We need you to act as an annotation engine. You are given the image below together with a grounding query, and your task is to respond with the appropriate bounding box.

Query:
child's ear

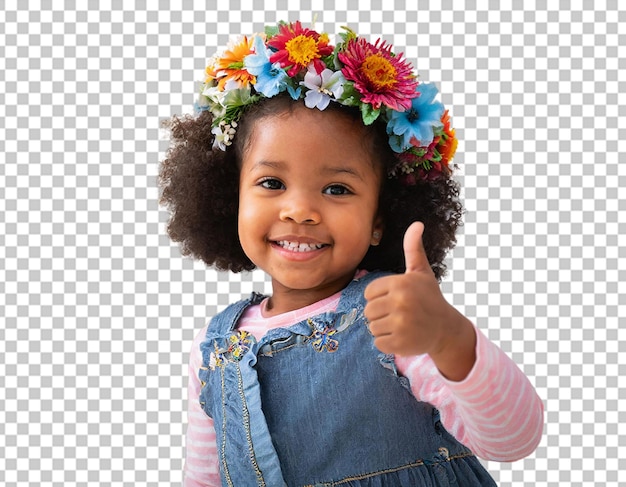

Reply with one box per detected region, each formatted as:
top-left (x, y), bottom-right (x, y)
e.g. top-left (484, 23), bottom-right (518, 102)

top-left (370, 217), bottom-right (384, 246)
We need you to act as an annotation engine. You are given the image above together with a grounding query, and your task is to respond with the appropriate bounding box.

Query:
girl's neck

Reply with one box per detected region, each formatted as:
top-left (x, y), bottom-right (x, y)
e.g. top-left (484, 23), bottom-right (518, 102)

top-left (265, 275), bottom-right (355, 317)
top-left (264, 290), bottom-right (337, 317)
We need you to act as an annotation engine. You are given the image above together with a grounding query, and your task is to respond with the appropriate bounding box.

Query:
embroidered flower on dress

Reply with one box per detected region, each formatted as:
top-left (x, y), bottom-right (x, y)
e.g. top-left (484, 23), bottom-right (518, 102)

top-left (227, 330), bottom-right (253, 361)
top-left (308, 320), bottom-right (339, 353)
top-left (207, 331), bottom-right (254, 370)
top-left (208, 350), bottom-right (225, 370)
top-left (208, 342), bottom-right (227, 370)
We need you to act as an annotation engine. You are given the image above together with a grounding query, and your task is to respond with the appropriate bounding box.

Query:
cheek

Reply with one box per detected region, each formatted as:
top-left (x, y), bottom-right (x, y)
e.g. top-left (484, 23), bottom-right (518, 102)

top-left (237, 199), bottom-right (254, 237)
top-left (236, 208), bottom-right (256, 260)
top-left (237, 180), bottom-right (254, 215)
top-left (237, 191), bottom-right (250, 238)
top-left (335, 207), bottom-right (379, 247)
top-left (237, 192), bottom-right (270, 246)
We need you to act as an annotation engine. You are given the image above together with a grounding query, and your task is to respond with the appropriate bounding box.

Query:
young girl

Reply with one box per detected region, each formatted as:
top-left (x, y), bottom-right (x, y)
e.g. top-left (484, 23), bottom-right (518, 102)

top-left (160, 21), bottom-right (544, 486)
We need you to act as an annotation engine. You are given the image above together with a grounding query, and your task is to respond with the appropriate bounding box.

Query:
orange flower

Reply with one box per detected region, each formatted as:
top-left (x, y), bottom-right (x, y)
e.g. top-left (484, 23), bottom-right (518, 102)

top-left (206, 36), bottom-right (256, 90)
top-left (438, 110), bottom-right (458, 163)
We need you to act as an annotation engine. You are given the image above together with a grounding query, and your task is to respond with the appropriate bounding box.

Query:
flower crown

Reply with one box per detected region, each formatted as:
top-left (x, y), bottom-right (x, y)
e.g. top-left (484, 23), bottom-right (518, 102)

top-left (195, 21), bottom-right (458, 183)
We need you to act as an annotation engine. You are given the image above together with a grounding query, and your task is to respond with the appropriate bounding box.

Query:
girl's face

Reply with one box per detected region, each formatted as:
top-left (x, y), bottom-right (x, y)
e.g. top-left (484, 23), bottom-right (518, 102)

top-left (238, 104), bottom-right (384, 315)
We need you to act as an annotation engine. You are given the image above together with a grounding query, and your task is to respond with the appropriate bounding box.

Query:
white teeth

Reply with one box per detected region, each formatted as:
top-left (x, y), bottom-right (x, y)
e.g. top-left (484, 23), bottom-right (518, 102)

top-left (276, 241), bottom-right (325, 252)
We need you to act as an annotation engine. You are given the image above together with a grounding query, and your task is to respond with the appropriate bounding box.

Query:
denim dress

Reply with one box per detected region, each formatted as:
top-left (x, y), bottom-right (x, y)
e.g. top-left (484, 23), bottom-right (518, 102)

top-left (198, 271), bottom-right (497, 486)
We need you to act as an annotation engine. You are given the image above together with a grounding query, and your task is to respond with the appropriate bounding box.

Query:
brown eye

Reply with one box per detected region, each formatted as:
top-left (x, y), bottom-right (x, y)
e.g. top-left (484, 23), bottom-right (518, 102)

top-left (259, 178), bottom-right (285, 190)
top-left (323, 185), bottom-right (351, 196)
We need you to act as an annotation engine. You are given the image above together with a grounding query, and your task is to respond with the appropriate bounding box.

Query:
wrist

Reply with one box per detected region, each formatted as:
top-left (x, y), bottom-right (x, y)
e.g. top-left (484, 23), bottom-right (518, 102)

top-left (429, 306), bottom-right (477, 382)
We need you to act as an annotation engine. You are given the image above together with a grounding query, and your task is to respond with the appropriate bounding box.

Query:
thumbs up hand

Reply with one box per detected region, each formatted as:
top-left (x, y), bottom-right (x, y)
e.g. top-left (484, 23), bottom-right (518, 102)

top-left (364, 222), bottom-right (476, 380)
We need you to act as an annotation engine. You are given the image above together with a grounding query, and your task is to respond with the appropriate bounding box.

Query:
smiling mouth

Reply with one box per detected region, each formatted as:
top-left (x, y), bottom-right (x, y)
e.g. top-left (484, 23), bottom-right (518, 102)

top-left (274, 240), bottom-right (327, 252)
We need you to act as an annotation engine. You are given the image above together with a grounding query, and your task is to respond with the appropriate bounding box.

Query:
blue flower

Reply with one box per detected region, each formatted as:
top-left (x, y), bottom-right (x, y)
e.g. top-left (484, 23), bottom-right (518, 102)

top-left (386, 83), bottom-right (444, 153)
top-left (244, 35), bottom-right (288, 98)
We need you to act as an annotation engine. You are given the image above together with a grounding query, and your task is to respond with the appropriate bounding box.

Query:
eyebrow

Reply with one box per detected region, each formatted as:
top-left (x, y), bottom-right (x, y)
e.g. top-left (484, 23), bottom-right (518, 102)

top-left (321, 166), bottom-right (364, 180)
top-left (248, 160), bottom-right (284, 172)
top-left (249, 160), bottom-right (364, 180)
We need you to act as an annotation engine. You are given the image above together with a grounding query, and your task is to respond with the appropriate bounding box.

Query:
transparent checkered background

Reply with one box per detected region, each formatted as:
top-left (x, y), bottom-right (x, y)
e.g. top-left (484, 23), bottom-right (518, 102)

top-left (1, 0), bottom-right (624, 485)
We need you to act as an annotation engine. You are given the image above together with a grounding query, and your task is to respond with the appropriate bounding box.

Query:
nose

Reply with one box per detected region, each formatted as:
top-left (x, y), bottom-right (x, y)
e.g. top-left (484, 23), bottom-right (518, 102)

top-left (279, 193), bottom-right (321, 224)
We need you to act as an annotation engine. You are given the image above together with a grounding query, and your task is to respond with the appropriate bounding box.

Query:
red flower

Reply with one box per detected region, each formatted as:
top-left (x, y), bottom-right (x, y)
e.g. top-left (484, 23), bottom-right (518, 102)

top-left (267, 21), bottom-right (333, 77)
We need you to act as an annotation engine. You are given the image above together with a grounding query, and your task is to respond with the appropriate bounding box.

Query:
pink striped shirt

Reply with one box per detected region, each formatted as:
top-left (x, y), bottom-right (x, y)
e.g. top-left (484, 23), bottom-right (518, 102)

top-left (183, 292), bottom-right (544, 486)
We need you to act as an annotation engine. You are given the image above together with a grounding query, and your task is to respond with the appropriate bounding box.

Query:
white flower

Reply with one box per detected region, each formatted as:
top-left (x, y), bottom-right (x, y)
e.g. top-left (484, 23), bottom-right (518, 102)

top-left (201, 85), bottom-right (226, 119)
top-left (202, 85), bottom-right (227, 106)
top-left (301, 66), bottom-right (346, 110)
top-left (212, 121), bottom-right (238, 151)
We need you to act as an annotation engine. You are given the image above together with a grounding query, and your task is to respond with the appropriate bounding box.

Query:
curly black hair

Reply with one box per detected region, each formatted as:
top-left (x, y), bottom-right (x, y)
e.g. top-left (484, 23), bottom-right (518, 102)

top-left (159, 94), bottom-right (463, 281)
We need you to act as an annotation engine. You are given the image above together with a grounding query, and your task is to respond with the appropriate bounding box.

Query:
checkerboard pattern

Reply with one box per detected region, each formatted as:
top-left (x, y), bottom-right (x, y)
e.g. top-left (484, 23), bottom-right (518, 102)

top-left (1, 0), bottom-right (624, 485)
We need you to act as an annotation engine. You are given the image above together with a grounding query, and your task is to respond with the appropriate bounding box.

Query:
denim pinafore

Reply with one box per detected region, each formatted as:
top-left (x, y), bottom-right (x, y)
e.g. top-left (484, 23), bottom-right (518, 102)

top-left (198, 271), bottom-right (497, 486)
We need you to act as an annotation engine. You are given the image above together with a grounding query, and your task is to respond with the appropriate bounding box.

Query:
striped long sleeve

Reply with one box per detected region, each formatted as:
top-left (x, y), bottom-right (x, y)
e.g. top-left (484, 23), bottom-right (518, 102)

top-left (394, 325), bottom-right (544, 461)
top-left (183, 327), bottom-right (221, 487)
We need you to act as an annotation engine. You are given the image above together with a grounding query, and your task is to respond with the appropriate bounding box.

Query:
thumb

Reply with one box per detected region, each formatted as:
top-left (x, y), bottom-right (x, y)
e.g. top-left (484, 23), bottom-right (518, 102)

top-left (403, 221), bottom-right (431, 274)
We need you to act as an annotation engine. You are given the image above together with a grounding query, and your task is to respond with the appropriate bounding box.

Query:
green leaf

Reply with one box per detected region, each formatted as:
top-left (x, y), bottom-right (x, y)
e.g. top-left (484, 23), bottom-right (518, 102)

top-left (265, 24), bottom-right (280, 38)
top-left (221, 89), bottom-right (261, 123)
top-left (338, 25), bottom-right (358, 46)
top-left (337, 83), bottom-right (360, 106)
top-left (320, 54), bottom-right (335, 69)
top-left (224, 88), bottom-right (260, 107)
top-left (360, 103), bottom-right (381, 125)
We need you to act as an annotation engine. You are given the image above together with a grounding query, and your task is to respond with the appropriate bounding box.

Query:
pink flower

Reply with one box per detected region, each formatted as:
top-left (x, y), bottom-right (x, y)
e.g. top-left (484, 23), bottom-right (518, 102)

top-left (339, 37), bottom-right (419, 111)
